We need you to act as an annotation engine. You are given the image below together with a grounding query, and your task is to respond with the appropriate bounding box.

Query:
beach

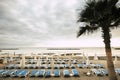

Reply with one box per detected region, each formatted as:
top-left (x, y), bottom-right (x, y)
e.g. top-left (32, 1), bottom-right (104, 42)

top-left (0, 58), bottom-right (120, 80)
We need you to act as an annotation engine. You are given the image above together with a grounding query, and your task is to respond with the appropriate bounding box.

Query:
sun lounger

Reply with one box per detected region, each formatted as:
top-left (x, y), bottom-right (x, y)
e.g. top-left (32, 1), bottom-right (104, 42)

top-left (65, 64), bottom-right (69, 68)
top-left (63, 70), bottom-right (70, 77)
top-left (54, 64), bottom-right (59, 69)
top-left (82, 61), bottom-right (86, 64)
top-left (77, 64), bottom-right (83, 68)
top-left (18, 70), bottom-right (29, 77)
top-left (30, 70), bottom-right (39, 77)
top-left (12, 69), bottom-right (23, 77)
top-left (54, 69), bottom-right (60, 77)
top-left (71, 64), bottom-right (75, 68)
top-left (83, 64), bottom-right (89, 68)
top-left (47, 64), bottom-right (52, 69)
top-left (45, 70), bottom-right (51, 78)
top-left (0, 70), bottom-right (7, 77)
top-left (3, 70), bottom-right (16, 77)
top-left (72, 69), bottom-right (79, 77)
top-left (115, 68), bottom-right (120, 76)
top-left (96, 64), bottom-right (104, 68)
top-left (40, 64), bottom-right (47, 69)
top-left (38, 69), bottom-right (45, 77)
top-left (90, 64), bottom-right (97, 68)
top-left (72, 60), bottom-right (77, 64)
top-left (59, 64), bottom-right (64, 69)
top-left (91, 69), bottom-right (103, 76)
top-left (99, 69), bottom-right (108, 76)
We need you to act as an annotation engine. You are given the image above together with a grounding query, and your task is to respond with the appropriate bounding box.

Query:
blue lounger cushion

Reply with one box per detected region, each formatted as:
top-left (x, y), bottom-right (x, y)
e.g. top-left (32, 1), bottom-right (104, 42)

top-left (38, 70), bottom-right (45, 77)
top-left (45, 70), bottom-right (51, 78)
top-left (19, 70), bottom-right (29, 77)
top-left (72, 69), bottom-right (79, 76)
top-left (63, 70), bottom-right (70, 77)
top-left (54, 69), bottom-right (60, 77)
top-left (30, 70), bottom-right (39, 77)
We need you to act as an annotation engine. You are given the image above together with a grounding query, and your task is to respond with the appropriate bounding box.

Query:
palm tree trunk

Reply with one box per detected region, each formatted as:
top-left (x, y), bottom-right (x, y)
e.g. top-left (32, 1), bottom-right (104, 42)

top-left (102, 26), bottom-right (117, 80)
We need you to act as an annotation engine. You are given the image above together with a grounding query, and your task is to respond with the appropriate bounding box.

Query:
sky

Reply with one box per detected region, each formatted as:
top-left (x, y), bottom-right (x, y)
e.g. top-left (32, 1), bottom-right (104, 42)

top-left (0, 0), bottom-right (120, 48)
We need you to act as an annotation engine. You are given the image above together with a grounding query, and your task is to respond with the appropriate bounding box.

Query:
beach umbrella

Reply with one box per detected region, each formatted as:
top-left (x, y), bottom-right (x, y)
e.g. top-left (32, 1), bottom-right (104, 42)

top-left (52, 55), bottom-right (54, 67)
top-left (94, 53), bottom-right (98, 60)
top-left (34, 54), bottom-right (37, 60)
top-left (3, 57), bottom-right (7, 64)
top-left (37, 56), bottom-right (40, 66)
top-left (10, 56), bottom-right (13, 62)
top-left (86, 54), bottom-right (90, 65)
top-left (21, 54), bottom-right (25, 68)
top-left (82, 53), bottom-right (86, 61)
top-left (114, 55), bottom-right (117, 64)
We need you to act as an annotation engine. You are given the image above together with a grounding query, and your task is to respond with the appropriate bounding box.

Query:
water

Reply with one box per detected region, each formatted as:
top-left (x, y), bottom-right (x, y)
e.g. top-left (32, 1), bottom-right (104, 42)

top-left (1, 47), bottom-right (120, 56)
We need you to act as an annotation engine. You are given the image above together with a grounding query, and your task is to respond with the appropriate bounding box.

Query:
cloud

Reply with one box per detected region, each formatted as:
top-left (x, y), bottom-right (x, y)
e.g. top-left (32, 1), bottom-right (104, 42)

top-left (0, 0), bottom-right (119, 48)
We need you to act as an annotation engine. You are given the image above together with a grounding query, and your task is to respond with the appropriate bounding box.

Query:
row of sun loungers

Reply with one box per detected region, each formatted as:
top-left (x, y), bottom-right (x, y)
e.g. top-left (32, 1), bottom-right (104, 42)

top-left (0, 69), bottom-right (79, 78)
top-left (4, 63), bottom-right (104, 69)
top-left (91, 69), bottom-right (109, 76)
top-left (77, 64), bottom-right (104, 68)
top-left (0, 69), bottom-right (29, 77)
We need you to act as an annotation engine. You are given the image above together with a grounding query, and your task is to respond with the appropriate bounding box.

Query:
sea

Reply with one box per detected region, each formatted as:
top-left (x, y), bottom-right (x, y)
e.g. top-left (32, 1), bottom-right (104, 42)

top-left (0, 47), bottom-right (120, 56)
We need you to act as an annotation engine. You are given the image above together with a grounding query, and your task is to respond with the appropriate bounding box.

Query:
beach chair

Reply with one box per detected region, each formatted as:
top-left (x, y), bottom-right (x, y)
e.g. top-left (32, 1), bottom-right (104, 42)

top-left (61, 61), bottom-right (65, 64)
top-left (18, 70), bottom-right (29, 77)
top-left (65, 64), bottom-right (69, 68)
top-left (0, 70), bottom-right (6, 77)
top-left (96, 64), bottom-right (104, 68)
top-left (38, 69), bottom-right (45, 77)
top-left (115, 68), bottom-right (120, 76)
top-left (99, 69), bottom-right (108, 76)
top-left (77, 64), bottom-right (83, 68)
top-left (3, 70), bottom-right (16, 77)
top-left (47, 64), bottom-right (52, 69)
top-left (92, 69), bottom-right (103, 76)
top-left (54, 69), bottom-right (60, 77)
top-left (30, 70), bottom-right (39, 77)
top-left (82, 61), bottom-right (86, 64)
top-left (40, 64), bottom-right (47, 69)
top-left (59, 64), bottom-right (64, 69)
top-left (72, 60), bottom-right (77, 64)
top-left (44, 70), bottom-right (51, 78)
top-left (54, 64), bottom-right (59, 69)
top-left (71, 64), bottom-right (75, 68)
top-left (83, 64), bottom-right (89, 68)
top-left (63, 70), bottom-right (70, 77)
top-left (12, 69), bottom-right (23, 77)
top-left (72, 69), bottom-right (79, 77)
top-left (90, 64), bottom-right (97, 68)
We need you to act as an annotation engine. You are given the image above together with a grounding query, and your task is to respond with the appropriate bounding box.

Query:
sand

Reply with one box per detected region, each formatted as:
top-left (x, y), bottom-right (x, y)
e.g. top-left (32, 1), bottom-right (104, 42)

top-left (0, 60), bottom-right (120, 80)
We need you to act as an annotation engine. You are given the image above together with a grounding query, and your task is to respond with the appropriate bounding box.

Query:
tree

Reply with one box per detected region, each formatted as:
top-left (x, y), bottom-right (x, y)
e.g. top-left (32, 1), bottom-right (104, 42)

top-left (77, 0), bottom-right (120, 80)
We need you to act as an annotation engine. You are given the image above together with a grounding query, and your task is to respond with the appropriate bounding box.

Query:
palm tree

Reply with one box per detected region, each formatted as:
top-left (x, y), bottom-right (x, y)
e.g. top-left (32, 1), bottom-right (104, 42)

top-left (77, 0), bottom-right (120, 80)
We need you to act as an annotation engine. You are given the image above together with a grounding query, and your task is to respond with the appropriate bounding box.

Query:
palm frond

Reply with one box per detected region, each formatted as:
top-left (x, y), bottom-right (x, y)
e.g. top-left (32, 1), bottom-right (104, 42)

top-left (77, 25), bottom-right (99, 37)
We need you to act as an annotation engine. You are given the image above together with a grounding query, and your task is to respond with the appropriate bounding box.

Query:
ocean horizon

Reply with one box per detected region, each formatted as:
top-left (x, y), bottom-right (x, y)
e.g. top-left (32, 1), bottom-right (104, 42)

top-left (0, 47), bottom-right (120, 56)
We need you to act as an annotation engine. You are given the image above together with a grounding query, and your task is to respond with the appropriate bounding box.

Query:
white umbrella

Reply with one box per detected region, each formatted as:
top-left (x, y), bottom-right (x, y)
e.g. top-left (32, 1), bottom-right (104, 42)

top-left (3, 57), bottom-right (7, 64)
top-left (94, 53), bottom-right (98, 60)
top-left (86, 54), bottom-right (90, 65)
top-left (10, 56), bottom-right (13, 62)
top-left (21, 54), bottom-right (25, 68)
top-left (114, 55), bottom-right (117, 64)
top-left (37, 57), bottom-right (40, 66)
top-left (82, 53), bottom-right (86, 61)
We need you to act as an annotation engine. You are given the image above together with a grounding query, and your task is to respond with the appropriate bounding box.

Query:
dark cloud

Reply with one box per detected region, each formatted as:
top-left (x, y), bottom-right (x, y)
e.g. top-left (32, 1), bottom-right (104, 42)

top-left (0, 0), bottom-right (119, 48)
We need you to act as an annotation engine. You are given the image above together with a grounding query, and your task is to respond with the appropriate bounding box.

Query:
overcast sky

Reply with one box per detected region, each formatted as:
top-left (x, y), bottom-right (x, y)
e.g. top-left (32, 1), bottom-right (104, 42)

top-left (0, 0), bottom-right (120, 48)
